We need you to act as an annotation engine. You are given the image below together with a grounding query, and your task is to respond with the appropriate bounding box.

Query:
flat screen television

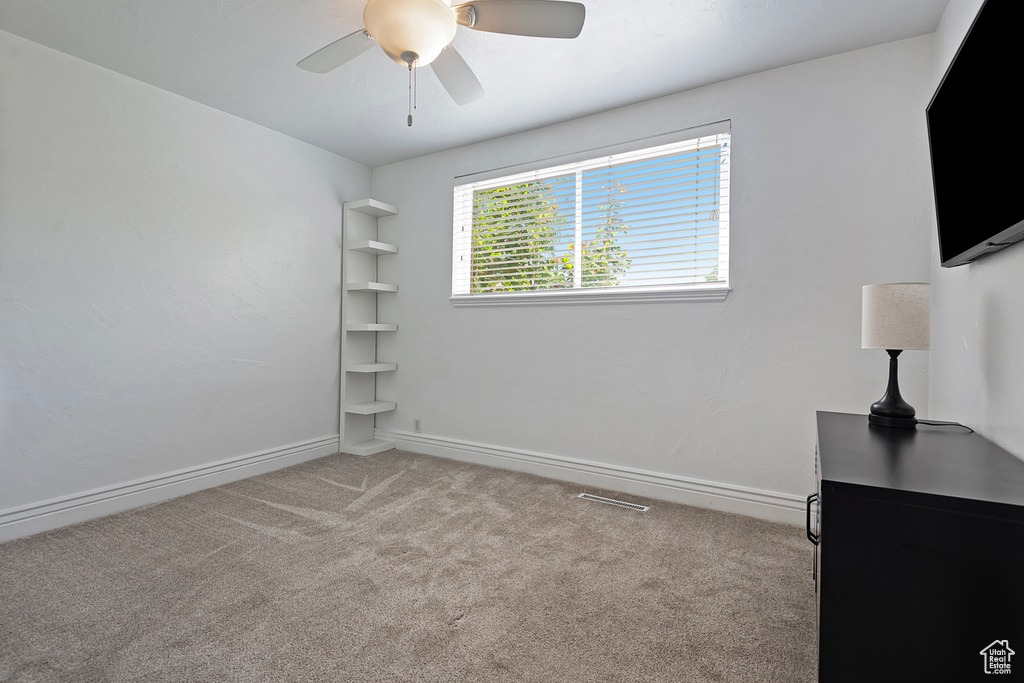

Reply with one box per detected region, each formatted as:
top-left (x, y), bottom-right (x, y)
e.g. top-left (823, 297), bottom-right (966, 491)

top-left (926, 0), bottom-right (1024, 267)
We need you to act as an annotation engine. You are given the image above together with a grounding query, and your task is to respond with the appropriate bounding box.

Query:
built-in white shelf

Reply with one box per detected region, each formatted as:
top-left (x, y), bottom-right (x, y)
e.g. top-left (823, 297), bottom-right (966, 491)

top-left (346, 400), bottom-right (397, 415)
top-left (347, 198), bottom-right (398, 218)
top-left (346, 362), bottom-right (398, 373)
top-left (341, 197), bottom-right (399, 458)
top-left (344, 438), bottom-right (397, 456)
top-left (347, 323), bottom-right (397, 332)
top-left (348, 240), bottom-right (399, 256)
top-left (347, 282), bottom-right (398, 293)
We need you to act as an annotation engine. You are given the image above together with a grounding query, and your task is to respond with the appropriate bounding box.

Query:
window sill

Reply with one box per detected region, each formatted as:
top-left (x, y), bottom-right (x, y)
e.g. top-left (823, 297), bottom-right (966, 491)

top-left (449, 284), bottom-right (731, 307)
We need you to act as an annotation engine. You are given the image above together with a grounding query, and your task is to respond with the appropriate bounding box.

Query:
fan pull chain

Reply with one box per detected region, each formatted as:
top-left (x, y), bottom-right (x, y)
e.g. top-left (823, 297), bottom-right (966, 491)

top-left (406, 55), bottom-right (419, 127)
top-left (401, 51), bottom-right (420, 127)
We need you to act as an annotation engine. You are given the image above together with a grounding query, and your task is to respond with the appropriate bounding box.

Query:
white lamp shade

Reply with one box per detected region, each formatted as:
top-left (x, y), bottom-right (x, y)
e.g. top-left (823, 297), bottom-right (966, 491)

top-left (862, 283), bottom-right (930, 350)
top-left (364, 0), bottom-right (458, 66)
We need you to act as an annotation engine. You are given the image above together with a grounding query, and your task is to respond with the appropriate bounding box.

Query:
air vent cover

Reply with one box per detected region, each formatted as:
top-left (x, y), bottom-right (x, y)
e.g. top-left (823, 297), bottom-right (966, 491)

top-left (577, 493), bottom-right (649, 512)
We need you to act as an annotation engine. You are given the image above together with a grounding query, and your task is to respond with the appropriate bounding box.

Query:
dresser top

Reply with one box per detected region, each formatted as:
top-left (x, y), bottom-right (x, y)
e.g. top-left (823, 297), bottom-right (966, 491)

top-left (817, 411), bottom-right (1024, 509)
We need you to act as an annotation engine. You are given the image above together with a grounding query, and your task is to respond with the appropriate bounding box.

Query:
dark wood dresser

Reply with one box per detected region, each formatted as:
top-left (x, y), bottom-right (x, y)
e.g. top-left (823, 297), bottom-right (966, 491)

top-left (811, 411), bottom-right (1024, 681)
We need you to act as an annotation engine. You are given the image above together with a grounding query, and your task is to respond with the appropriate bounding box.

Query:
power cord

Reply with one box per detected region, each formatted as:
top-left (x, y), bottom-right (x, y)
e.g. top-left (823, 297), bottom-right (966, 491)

top-left (916, 419), bottom-right (974, 433)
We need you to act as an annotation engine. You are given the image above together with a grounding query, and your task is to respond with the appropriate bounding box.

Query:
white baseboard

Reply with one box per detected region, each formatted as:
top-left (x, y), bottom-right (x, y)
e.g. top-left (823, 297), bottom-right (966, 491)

top-left (0, 436), bottom-right (340, 543)
top-left (376, 429), bottom-right (805, 526)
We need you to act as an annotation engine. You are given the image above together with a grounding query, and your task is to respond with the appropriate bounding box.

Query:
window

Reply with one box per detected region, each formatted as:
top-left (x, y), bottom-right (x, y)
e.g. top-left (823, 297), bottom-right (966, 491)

top-left (452, 128), bottom-right (730, 305)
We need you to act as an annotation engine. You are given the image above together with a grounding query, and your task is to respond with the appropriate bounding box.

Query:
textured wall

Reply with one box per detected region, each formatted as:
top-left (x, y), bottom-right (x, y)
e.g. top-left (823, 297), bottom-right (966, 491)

top-left (927, 0), bottom-right (1024, 457)
top-left (0, 31), bottom-right (371, 511)
top-left (371, 37), bottom-right (935, 500)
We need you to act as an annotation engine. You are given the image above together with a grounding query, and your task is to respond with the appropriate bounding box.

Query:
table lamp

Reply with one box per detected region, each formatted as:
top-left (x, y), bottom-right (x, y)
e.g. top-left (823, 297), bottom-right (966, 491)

top-left (862, 283), bottom-right (930, 429)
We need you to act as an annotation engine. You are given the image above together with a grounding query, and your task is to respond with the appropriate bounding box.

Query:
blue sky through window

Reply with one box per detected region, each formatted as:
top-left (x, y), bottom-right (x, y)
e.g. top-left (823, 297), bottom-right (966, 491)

top-left (580, 145), bottom-right (724, 286)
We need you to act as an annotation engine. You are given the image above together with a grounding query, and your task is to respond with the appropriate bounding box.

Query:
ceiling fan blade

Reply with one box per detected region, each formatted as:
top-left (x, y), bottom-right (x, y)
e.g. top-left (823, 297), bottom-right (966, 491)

top-left (297, 29), bottom-right (376, 74)
top-left (430, 46), bottom-right (485, 105)
top-left (455, 0), bottom-right (585, 39)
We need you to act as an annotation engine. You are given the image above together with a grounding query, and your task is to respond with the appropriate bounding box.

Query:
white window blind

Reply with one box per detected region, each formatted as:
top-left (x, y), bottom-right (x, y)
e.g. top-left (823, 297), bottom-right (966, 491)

top-left (452, 131), bottom-right (730, 304)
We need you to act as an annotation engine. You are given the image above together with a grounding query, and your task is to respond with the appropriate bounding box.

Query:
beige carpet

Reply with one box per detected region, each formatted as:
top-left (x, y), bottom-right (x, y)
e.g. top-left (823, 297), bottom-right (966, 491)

top-left (0, 450), bottom-right (816, 682)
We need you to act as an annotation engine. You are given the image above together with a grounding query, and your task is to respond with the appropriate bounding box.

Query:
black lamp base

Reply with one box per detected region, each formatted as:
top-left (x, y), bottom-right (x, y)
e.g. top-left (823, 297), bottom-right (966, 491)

top-left (869, 349), bottom-right (918, 430)
top-left (868, 413), bottom-right (918, 429)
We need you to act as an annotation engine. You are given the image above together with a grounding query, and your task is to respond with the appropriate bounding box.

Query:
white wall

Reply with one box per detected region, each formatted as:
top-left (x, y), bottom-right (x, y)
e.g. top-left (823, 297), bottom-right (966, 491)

top-left (927, 0), bottom-right (1024, 458)
top-left (371, 37), bottom-right (935, 520)
top-left (0, 30), bottom-right (371, 537)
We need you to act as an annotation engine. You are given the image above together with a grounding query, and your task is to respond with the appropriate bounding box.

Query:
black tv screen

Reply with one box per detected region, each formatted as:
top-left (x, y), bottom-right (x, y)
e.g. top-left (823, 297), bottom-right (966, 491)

top-left (927, 0), bottom-right (1024, 267)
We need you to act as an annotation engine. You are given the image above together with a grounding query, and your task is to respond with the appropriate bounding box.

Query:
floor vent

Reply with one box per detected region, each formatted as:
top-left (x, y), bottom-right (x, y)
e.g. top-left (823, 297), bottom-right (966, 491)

top-left (577, 493), bottom-right (649, 512)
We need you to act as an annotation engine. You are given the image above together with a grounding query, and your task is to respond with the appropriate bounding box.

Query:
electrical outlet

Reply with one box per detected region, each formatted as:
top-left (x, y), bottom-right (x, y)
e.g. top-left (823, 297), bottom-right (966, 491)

top-left (413, 418), bottom-right (422, 433)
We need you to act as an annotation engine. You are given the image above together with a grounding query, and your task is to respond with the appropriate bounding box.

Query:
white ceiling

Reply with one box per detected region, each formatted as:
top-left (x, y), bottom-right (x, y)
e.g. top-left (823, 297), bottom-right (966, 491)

top-left (0, 0), bottom-right (947, 167)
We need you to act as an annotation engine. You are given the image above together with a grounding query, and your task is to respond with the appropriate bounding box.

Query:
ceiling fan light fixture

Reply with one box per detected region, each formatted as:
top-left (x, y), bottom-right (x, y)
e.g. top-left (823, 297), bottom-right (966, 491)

top-left (363, 0), bottom-right (458, 66)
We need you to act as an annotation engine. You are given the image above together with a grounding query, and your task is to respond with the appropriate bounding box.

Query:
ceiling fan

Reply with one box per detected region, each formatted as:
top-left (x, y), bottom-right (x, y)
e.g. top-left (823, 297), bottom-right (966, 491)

top-left (298, 0), bottom-right (586, 123)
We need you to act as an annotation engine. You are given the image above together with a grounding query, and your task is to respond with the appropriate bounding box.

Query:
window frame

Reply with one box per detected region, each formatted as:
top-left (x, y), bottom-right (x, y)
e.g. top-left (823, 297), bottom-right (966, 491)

top-left (450, 123), bottom-right (732, 307)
